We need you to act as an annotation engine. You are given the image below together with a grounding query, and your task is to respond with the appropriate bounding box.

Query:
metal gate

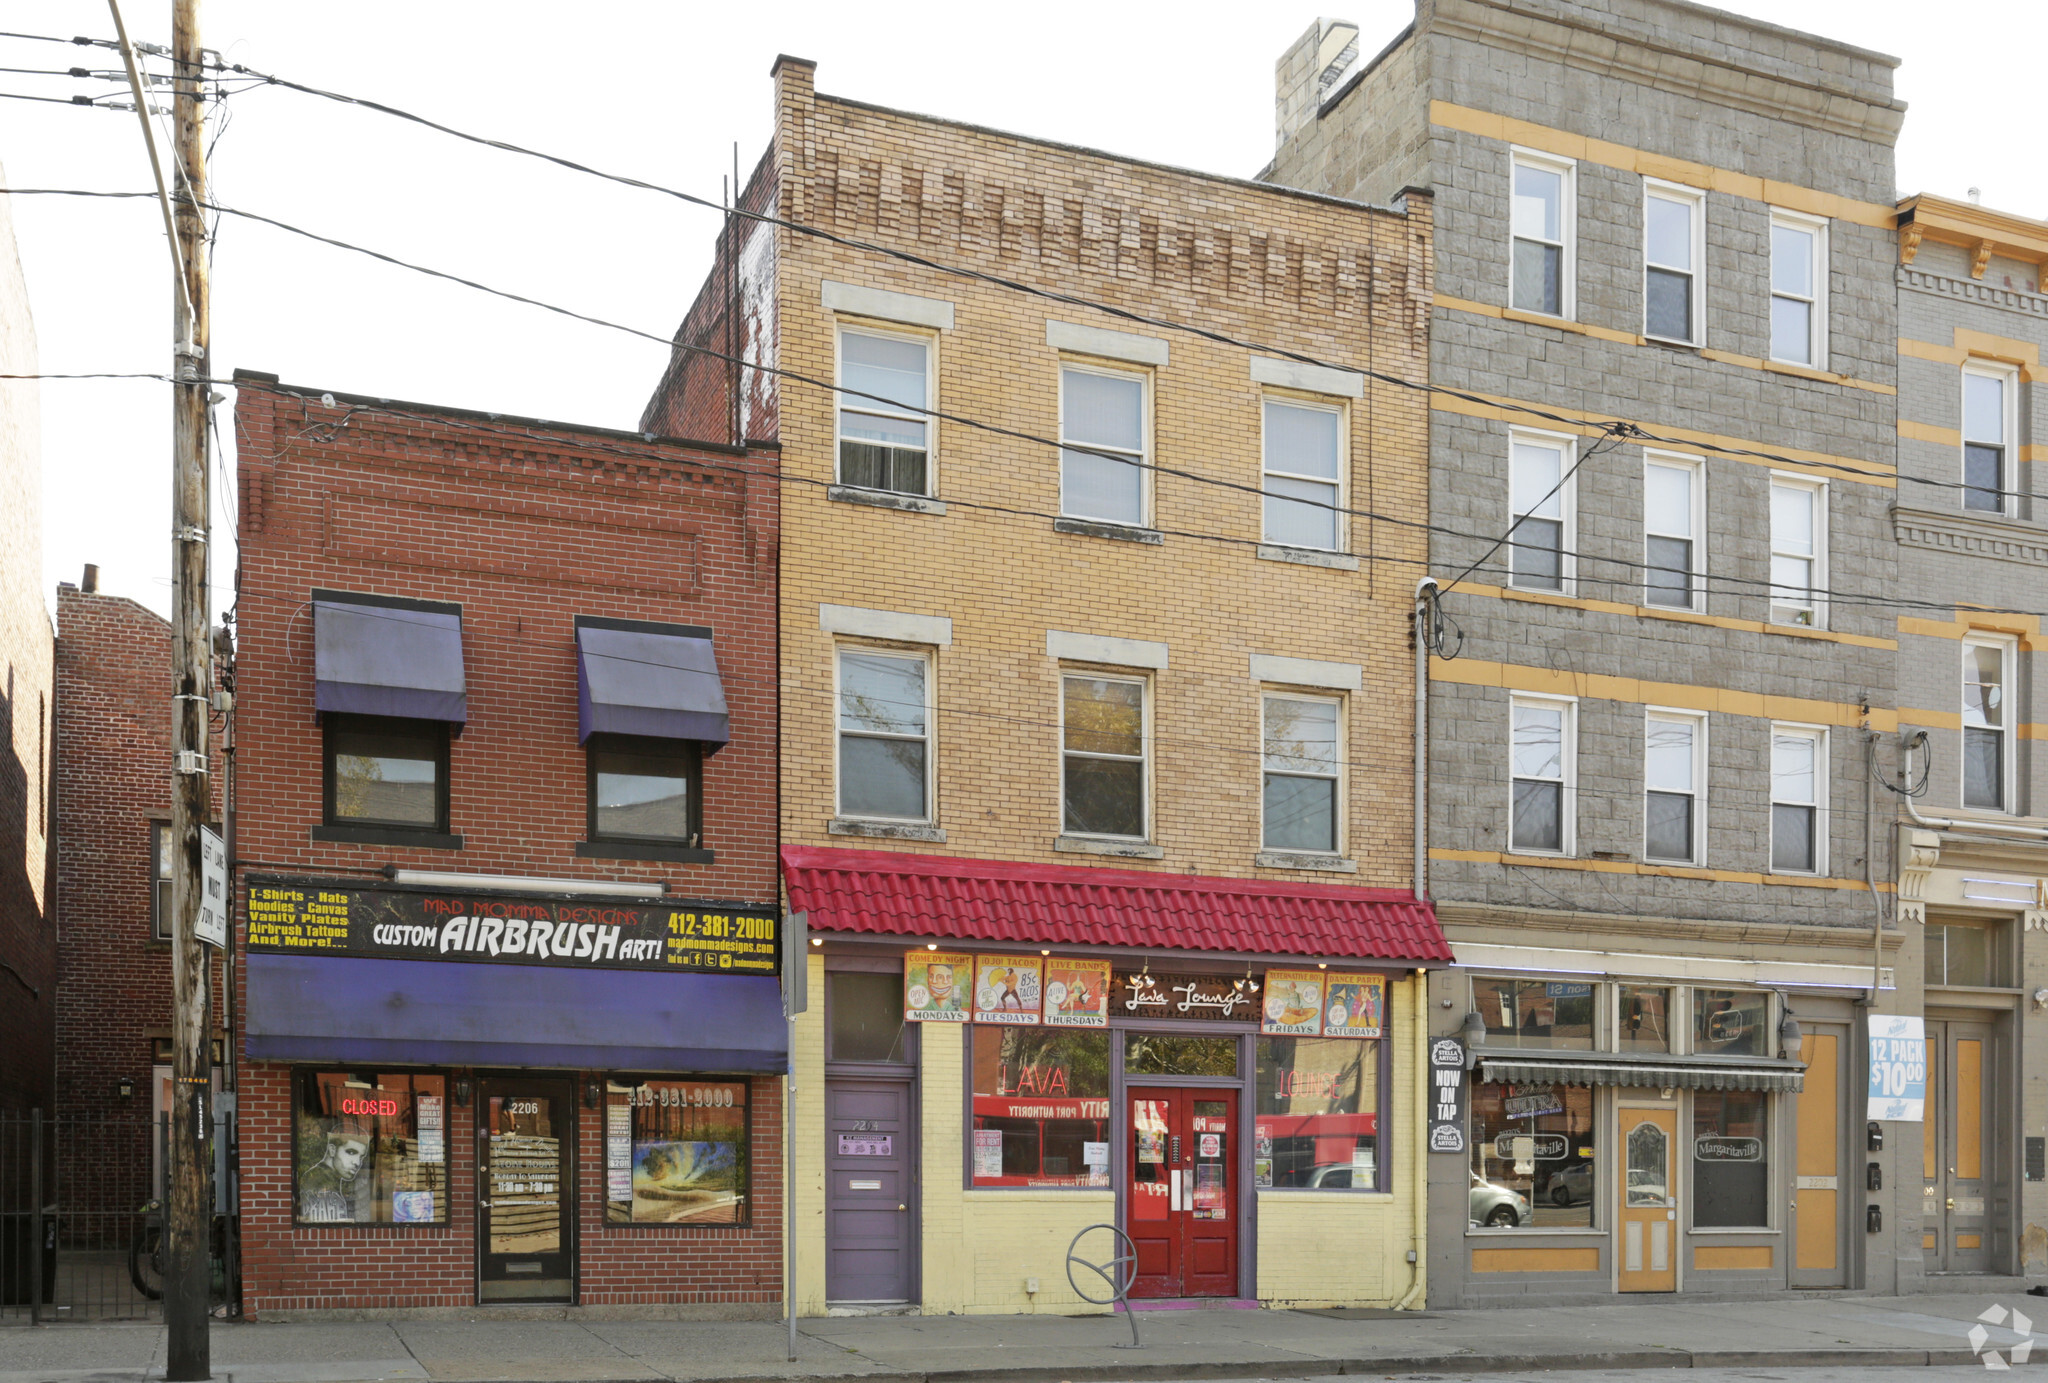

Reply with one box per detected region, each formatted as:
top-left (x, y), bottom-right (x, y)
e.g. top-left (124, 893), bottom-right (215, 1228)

top-left (0, 1110), bottom-right (237, 1323)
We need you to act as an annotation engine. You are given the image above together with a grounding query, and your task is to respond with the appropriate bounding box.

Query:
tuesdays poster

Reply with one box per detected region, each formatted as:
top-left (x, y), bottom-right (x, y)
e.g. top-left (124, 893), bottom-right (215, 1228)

top-left (973, 956), bottom-right (1043, 1024)
top-left (904, 951), bottom-right (974, 1021)
top-left (1262, 969), bottom-right (1326, 1036)
top-left (1043, 957), bottom-right (1111, 1027)
top-left (1323, 973), bottom-right (1385, 1038)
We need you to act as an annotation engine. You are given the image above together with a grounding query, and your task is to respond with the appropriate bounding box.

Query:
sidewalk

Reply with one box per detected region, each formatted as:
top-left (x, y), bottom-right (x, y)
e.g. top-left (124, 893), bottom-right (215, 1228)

top-left (5, 1293), bottom-right (2047, 1383)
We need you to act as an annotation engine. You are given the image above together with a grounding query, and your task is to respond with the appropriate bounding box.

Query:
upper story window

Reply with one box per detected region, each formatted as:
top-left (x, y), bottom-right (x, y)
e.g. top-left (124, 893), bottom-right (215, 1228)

top-left (1061, 674), bottom-right (1147, 840)
top-left (1262, 399), bottom-right (1344, 552)
top-left (1059, 366), bottom-right (1148, 527)
top-left (1769, 725), bottom-right (1825, 874)
top-left (1510, 695), bottom-right (1573, 855)
top-left (1509, 432), bottom-right (1572, 593)
top-left (838, 328), bottom-right (931, 497)
top-left (1768, 477), bottom-right (1826, 629)
top-left (1963, 637), bottom-right (2014, 812)
top-left (1262, 693), bottom-right (1341, 854)
top-left (588, 738), bottom-right (700, 846)
top-left (1643, 455), bottom-right (1703, 610)
top-left (1769, 210), bottom-right (1826, 366)
top-left (1511, 151), bottom-right (1572, 317)
top-left (836, 648), bottom-right (932, 823)
top-left (1962, 365), bottom-right (2015, 515)
top-left (151, 822), bottom-right (173, 941)
top-left (324, 715), bottom-right (449, 833)
top-left (1472, 976), bottom-right (1594, 1050)
top-left (1644, 710), bottom-right (1705, 865)
top-left (1644, 182), bottom-right (1703, 345)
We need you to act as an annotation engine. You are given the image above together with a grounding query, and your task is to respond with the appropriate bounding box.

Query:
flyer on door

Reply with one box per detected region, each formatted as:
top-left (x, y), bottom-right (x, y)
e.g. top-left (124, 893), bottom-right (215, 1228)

top-left (904, 951), bottom-right (974, 1021)
top-left (1323, 973), bottom-right (1385, 1038)
top-left (1043, 957), bottom-right (1111, 1027)
top-left (1262, 969), bottom-right (1326, 1036)
top-left (973, 956), bottom-right (1043, 1024)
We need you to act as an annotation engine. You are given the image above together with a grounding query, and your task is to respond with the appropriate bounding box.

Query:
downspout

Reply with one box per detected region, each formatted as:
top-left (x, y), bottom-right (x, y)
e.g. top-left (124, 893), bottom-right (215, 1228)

top-left (1865, 730), bottom-right (1883, 999)
top-left (1900, 730), bottom-right (2048, 839)
top-left (1397, 970), bottom-right (1428, 1310)
top-left (1413, 579), bottom-right (1437, 903)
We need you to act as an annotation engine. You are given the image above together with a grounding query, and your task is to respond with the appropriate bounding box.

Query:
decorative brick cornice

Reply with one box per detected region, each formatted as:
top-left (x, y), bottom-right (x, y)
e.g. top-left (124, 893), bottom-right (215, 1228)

top-left (1898, 268), bottom-right (2048, 319)
top-left (1891, 504), bottom-right (2048, 568)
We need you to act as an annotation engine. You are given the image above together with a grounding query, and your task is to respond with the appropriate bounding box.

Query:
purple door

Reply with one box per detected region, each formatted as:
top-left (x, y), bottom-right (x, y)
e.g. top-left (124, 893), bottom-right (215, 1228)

top-left (826, 1079), bottom-right (915, 1303)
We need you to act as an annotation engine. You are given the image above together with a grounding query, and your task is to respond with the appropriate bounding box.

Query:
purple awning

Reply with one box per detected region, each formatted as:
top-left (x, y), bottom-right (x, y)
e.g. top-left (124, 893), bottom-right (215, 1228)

top-left (313, 591), bottom-right (467, 724)
top-left (243, 953), bottom-right (787, 1072)
top-left (575, 616), bottom-right (730, 750)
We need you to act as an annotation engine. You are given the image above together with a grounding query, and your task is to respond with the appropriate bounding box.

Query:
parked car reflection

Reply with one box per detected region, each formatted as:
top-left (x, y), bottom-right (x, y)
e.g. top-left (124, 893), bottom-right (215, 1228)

top-left (1469, 1171), bottom-right (1531, 1227)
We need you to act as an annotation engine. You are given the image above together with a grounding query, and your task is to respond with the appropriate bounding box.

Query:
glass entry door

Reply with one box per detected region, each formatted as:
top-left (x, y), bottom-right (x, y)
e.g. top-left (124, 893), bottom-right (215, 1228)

top-left (1125, 1087), bottom-right (1238, 1298)
top-left (1616, 1106), bottom-right (1677, 1292)
top-left (479, 1079), bottom-right (574, 1302)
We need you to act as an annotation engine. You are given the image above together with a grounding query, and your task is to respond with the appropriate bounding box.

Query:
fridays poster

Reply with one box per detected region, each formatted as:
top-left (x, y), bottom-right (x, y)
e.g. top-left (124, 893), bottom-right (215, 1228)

top-left (904, 951), bottom-right (973, 1021)
top-left (1261, 969), bottom-right (1326, 1036)
top-left (973, 956), bottom-right (1043, 1024)
top-left (1323, 973), bottom-right (1385, 1038)
top-left (1042, 957), bottom-right (1111, 1027)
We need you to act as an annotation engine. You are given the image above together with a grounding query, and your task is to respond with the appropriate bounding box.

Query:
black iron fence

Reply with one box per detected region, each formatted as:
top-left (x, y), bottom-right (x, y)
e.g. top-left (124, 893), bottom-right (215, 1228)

top-left (0, 1110), bottom-right (237, 1323)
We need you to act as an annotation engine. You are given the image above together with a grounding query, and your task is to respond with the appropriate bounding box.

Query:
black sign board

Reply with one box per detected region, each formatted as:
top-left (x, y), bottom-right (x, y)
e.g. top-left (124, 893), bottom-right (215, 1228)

top-left (244, 875), bottom-right (778, 976)
top-left (1109, 970), bottom-right (1261, 1023)
top-left (1428, 1037), bottom-right (1467, 1153)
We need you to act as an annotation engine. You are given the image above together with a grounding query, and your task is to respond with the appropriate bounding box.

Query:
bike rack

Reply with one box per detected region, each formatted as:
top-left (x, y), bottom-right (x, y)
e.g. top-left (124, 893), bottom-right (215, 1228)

top-left (1065, 1222), bottom-right (1141, 1348)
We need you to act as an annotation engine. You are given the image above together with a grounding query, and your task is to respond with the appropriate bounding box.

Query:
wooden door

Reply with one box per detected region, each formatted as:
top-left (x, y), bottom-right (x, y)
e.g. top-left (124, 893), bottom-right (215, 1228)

top-left (1925, 1021), bottom-right (1994, 1273)
top-left (1125, 1087), bottom-right (1239, 1299)
top-left (825, 1079), bottom-right (917, 1302)
top-left (478, 1079), bottom-right (574, 1302)
top-left (1792, 1028), bottom-right (1847, 1285)
top-left (1617, 1107), bottom-right (1677, 1292)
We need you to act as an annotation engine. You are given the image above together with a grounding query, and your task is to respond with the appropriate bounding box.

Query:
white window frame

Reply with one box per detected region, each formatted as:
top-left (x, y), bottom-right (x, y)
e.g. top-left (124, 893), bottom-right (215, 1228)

top-left (1767, 474), bottom-right (1828, 630)
top-left (1058, 670), bottom-right (1151, 842)
top-left (1058, 362), bottom-right (1152, 527)
top-left (1643, 708), bottom-right (1708, 866)
top-left (1507, 427), bottom-right (1577, 595)
top-left (1509, 693), bottom-right (1577, 857)
top-left (833, 643), bottom-right (937, 824)
top-left (1767, 208), bottom-right (1827, 368)
top-left (1260, 690), bottom-right (1345, 854)
top-left (1642, 452), bottom-right (1705, 612)
top-left (1643, 179), bottom-right (1706, 347)
top-left (1510, 147), bottom-right (1576, 320)
top-left (1260, 395), bottom-right (1348, 553)
top-left (1961, 361), bottom-right (2019, 518)
top-left (1961, 634), bottom-right (2017, 814)
top-left (835, 324), bottom-right (936, 497)
top-left (1769, 724), bottom-right (1828, 876)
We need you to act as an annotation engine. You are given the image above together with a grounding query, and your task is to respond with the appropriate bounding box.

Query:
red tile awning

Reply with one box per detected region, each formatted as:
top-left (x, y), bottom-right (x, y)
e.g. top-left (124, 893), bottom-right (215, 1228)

top-left (780, 845), bottom-right (1451, 964)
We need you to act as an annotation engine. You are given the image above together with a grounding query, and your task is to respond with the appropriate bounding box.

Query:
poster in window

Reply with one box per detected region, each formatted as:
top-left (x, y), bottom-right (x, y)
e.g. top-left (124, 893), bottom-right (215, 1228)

top-left (904, 951), bottom-right (973, 1022)
top-left (1323, 973), bottom-right (1384, 1038)
top-left (973, 1128), bottom-right (1004, 1179)
top-left (973, 956), bottom-right (1043, 1024)
top-left (1261, 969), bottom-right (1325, 1036)
top-left (416, 1094), bottom-right (445, 1164)
top-left (606, 1102), bottom-right (633, 1201)
top-left (607, 1080), bottom-right (750, 1225)
top-left (1043, 957), bottom-right (1110, 1027)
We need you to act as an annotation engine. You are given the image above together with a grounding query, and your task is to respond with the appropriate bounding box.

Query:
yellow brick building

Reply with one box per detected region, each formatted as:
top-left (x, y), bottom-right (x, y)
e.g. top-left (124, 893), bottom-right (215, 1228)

top-left (645, 56), bottom-right (1445, 1316)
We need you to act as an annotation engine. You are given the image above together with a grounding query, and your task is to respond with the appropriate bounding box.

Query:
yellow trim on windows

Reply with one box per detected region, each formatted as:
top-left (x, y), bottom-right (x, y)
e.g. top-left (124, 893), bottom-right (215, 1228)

top-left (1457, 582), bottom-right (1897, 650)
top-left (1428, 655), bottom-right (1896, 732)
top-left (1429, 847), bottom-right (1892, 892)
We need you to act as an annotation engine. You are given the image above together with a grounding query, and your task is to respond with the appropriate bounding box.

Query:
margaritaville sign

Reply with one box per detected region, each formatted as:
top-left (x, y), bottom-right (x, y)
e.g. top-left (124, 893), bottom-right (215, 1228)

top-left (243, 875), bottom-right (779, 975)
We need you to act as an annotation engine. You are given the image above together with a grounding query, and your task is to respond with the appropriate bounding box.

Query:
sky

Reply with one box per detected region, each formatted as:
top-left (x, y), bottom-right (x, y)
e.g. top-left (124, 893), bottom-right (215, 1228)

top-left (1, 0), bottom-right (2043, 621)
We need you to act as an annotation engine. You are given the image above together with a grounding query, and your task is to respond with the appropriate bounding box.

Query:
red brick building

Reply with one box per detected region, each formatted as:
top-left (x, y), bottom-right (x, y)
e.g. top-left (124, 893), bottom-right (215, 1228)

top-left (231, 372), bottom-right (784, 1316)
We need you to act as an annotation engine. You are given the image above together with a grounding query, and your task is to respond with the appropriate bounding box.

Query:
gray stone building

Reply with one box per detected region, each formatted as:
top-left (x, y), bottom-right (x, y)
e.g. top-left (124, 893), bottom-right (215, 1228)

top-left (1264, 0), bottom-right (1917, 1301)
top-left (1890, 192), bottom-right (2048, 1284)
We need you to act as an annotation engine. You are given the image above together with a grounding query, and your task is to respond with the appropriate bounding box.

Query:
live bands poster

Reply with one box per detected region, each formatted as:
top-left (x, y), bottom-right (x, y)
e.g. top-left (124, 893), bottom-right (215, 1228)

top-left (244, 875), bottom-right (778, 975)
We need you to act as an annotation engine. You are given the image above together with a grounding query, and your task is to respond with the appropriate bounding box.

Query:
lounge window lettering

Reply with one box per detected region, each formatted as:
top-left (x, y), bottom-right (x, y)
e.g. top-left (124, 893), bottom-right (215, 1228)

top-left (970, 1027), bottom-right (1110, 1187)
top-left (1255, 1037), bottom-right (1380, 1189)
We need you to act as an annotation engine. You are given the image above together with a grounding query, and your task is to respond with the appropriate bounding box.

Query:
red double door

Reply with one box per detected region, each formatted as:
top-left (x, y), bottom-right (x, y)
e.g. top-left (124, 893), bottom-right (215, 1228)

top-left (1126, 1087), bottom-right (1238, 1298)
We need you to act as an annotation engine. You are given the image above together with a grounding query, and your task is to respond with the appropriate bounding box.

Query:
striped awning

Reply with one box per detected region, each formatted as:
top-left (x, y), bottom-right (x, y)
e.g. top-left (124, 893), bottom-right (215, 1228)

top-left (1478, 1055), bottom-right (1805, 1093)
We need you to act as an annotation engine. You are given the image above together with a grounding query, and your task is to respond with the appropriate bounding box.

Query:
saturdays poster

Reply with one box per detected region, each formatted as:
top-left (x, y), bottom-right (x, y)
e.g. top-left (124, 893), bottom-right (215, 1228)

top-left (1043, 957), bottom-right (1111, 1027)
top-left (904, 951), bottom-right (973, 1021)
top-left (1323, 973), bottom-right (1385, 1038)
top-left (1262, 969), bottom-right (1326, 1036)
top-left (973, 956), bottom-right (1043, 1024)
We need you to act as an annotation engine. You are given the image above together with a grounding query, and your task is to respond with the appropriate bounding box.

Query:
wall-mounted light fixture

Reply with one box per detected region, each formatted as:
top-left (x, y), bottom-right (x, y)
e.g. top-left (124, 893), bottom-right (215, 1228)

top-left (1779, 1008), bottom-right (1803, 1059)
top-left (116, 1076), bottom-right (135, 1099)
top-left (452, 1076), bottom-right (473, 1107)
top-left (584, 1079), bottom-right (603, 1110)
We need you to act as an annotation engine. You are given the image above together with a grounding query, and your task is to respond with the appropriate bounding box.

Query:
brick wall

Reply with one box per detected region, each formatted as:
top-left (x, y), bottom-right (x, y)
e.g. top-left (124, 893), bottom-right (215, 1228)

top-left (231, 376), bottom-right (782, 1313)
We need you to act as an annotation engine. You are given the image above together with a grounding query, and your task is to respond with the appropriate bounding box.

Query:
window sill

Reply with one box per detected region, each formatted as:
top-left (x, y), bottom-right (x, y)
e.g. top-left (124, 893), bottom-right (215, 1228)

top-left (311, 824), bottom-right (464, 849)
top-left (575, 840), bottom-right (715, 864)
top-left (964, 1187), bottom-right (1115, 1199)
top-left (1644, 334), bottom-right (1702, 352)
top-left (1256, 544), bottom-right (1359, 571)
top-left (1688, 1227), bottom-right (1781, 1236)
top-left (829, 818), bottom-right (946, 843)
top-left (1257, 1187), bottom-right (1392, 1199)
top-left (1254, 851), bottom-right (1358, 873)
top-left (1055, 835), bottom-right (1163, 860)
top-left (1053, 516), bottom-right (1163, 546)
top-left (1465, 1226), bottom-right (1604, 1238)
top-left (829, 484), bottom-right (947, 516)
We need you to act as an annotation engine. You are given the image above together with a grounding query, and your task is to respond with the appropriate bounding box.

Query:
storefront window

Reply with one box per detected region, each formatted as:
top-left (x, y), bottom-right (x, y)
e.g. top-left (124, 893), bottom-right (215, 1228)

top-left (293, 1070), bottom-right (448, 1225)
top-left (1693, 1090), bottom-right (1769, 1227)
top-left (605, 1079), bottom-right (750, 1225)
top-left (1619, 985), bottom-right (1671, 1053)
top-left (830, 970), bottom-right (909, 1063)
top-left (1693, 988), bottom-right (1769, 1057)
top-left (1473, 977), bottom-right (1594, 1049)
top-left (970, 1028), bottom-right (1111, 1187)
top-left (1124, 1034), bottom-right (1240, 1077)
top-left (1468, 1081), bottom-right (1595, 1229)
top-left (1254, 1037), bottom-right (1379, 1189)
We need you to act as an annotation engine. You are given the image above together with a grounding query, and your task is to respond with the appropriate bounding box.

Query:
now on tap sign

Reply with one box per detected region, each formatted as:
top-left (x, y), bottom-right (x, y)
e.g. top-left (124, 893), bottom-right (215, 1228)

top-left (1428, 1037), bottom-right (1467, 1153)
top-left (1867, 1014), bottom-right (1927, 1122)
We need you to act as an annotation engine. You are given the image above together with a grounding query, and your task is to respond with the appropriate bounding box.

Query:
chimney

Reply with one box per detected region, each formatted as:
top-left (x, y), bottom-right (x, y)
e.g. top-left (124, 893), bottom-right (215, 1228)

top-left (81, 563), bottom-right (98, 594)
top-left (1276, 17), bottom-right (1360, 148)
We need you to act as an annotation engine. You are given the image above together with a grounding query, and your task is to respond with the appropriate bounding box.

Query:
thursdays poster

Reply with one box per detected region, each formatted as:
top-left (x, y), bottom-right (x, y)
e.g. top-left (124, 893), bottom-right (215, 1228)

top-left (973, 956), bottom-right (1043, 1024)
top-left (1043, 957), bottom-right (1110, 1027)
top-left (1324, 974), bottom-right (1385, 1038)
top-left (904, 951), bottom-right (973, 1021)
top-left (1262, 969), bottom-right (1326, 1036)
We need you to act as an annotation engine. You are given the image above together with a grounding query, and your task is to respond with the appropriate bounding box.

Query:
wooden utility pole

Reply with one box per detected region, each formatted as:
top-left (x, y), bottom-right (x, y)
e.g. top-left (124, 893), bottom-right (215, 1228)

top-left (166, 0), bottom-right (214, 1373)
